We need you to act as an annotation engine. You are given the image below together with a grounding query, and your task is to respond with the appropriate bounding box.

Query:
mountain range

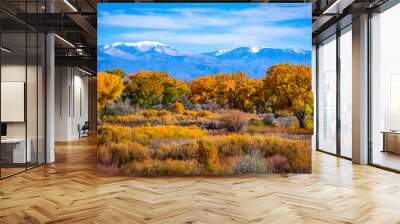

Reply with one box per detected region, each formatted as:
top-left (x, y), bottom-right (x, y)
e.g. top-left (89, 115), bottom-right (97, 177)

top-left (98, 41), bottom-right (311, 80)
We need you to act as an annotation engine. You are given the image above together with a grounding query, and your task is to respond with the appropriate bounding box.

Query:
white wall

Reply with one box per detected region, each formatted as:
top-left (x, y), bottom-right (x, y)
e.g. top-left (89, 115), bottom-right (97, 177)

top-left (55, 67), bottom-right (89, 141)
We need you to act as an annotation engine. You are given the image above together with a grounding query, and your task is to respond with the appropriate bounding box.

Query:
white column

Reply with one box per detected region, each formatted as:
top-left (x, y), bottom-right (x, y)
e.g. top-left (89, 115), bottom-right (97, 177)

top-left (352, 14), bottom-right (369, 164)
top-left (46, 33), bottom-right (55, 163)
top-left (312, 45), bottom-right (317, 151)
top-left (55, 67), bottom-right (73, 141)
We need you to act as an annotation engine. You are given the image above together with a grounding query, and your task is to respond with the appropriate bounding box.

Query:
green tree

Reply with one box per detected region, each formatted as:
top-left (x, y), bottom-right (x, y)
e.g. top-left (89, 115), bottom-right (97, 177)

top-left (104, 68), bottom-right (127, 78)
top-left (125, 70), bottom-right (189, 108)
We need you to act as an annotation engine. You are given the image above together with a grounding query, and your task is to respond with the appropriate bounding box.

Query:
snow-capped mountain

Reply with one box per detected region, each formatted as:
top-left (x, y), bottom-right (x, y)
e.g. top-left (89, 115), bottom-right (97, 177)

top-left (98, 41), bottom-right (311, 80)
top-left (100, 41), bottom-right (182, 56)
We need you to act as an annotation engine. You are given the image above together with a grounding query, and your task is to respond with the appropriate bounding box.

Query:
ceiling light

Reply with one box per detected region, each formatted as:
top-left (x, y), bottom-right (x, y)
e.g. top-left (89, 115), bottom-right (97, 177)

top-left (78, 67), bottom-right (93, 76)
top-left (322, 0), bottom-right (355, 15)
top-left (1, 47), bottom-right (11, 53)
top-left (63, 0), bottom-right (78, 12)
top-left (54, 34), bottom-right (75, 48)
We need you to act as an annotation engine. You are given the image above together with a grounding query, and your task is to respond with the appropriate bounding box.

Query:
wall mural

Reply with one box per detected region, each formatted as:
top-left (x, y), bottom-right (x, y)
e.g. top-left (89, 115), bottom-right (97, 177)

top-left (97, 3), bottom-right (313, 175)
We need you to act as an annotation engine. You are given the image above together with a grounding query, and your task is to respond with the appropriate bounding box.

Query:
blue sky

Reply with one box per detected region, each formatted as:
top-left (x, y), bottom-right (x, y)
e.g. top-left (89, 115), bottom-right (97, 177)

top-left (98, 3), bottom-right (311, 53)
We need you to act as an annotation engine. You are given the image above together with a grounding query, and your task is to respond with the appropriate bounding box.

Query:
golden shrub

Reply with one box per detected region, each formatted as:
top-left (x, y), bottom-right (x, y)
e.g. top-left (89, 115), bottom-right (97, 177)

top-left (196, 110), bottom-right (215, 118)
top-left (130, 159), bottom-right (199, 175)
top-left (182, 110), bottom-right (197, 117)
top-left (157, 110), bottom-right (172, 116)
top-left (155, 142), bottom-right (198, 161)
top-left (98, 125), bottom-right (311, 174)
top-left (170, 102), bottom-right (185, 114)
top-left (142, 109), bottom-right (159, 117)
top-left (109, 142), bottom-right (150, 164)
top-left (197, 140), bottom-right (221, 173)
top-left (101, 114), bottom-right (140, 123)
top-left (194, 134), bottom-right (310, 173)
top-left (98, 125), bottom-right (206, 145)
top-left (245, 126), bottom-right (313, 135)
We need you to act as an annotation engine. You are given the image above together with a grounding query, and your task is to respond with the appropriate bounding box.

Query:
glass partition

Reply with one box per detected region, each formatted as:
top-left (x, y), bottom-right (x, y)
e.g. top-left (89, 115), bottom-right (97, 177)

top-left (317, 35), bottom-right (337, 154)
top-left (0, 1), bottom-right (46, 179)
top-left (370, 3), bottom-right (400, 171)
top-left (339, 27), bottom-right (352, 158)
top-left (0, 30), bottom-right (28, 177)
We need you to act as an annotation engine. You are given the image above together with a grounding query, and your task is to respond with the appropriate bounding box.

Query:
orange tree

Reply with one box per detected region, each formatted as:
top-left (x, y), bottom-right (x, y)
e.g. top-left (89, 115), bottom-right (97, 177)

top-left (190, 72), bottom-right (259, 112)
top-left (262, 64), bottom-right (313, 128)
top-left (190, 74), bottom-right (218, 105)
top-left (97, 72), bottom-right (125, 111)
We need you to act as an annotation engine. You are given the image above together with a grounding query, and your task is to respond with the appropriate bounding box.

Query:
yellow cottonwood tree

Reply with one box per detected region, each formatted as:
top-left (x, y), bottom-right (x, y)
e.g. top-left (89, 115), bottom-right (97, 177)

top-left (262, 64), bottom-right (313, 128)
top-left (97, 72), bottom-right (125, 111)
top-left (190, 72), bottom-right (259, 112)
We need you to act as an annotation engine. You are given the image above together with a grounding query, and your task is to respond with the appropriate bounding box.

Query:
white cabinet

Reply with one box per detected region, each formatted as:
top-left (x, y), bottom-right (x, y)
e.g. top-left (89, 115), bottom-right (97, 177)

top-left (1, 138), bottom-right (32, 163)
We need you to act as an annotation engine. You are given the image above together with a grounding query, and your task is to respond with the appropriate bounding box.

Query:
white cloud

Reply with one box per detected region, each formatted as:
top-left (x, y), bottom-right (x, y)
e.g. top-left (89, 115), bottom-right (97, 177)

top-left (98, 5), bottom-right (310, 30)
top-left (232, 5), bottom-right (310, 21)
top-left (99, 12), bottom-right (189, 29)
top-left (99, 4), bottom-right (311, 51)
top-left (119, 24), bottom-right (309, 49)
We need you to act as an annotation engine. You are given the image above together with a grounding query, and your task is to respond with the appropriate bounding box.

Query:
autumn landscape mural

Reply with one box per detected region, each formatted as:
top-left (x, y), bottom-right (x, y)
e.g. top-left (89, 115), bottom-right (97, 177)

top-left (97, 3), bottom-right (313, 175)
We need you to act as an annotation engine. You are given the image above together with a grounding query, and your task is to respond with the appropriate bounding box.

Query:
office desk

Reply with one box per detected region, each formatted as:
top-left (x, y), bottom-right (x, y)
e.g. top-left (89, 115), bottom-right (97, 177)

top-left (382, 131), bottom-right (400, 154)
top-left (1, 138), bottom-right (31, 164)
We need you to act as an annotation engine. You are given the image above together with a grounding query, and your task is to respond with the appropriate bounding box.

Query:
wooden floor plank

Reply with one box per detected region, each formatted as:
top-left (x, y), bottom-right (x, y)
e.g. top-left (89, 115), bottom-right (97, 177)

top-left (0, 136), bottom-right (400, 223)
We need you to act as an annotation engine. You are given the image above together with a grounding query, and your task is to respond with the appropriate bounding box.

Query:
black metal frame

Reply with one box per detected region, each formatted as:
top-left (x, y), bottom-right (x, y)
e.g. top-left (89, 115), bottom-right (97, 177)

top-left (0, 0), bottom-right (47, 180)
top-left (336, 21), bottom-right (341, 158)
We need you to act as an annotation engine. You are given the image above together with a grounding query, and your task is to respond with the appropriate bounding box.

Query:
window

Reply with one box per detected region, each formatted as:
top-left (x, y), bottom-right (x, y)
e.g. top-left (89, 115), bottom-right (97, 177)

top-left (370, 3), bottom-right (400, 171)
top-left (339, 27), bottom-right (352, 158)
top-left (317, 35), bottom-right (337, 154)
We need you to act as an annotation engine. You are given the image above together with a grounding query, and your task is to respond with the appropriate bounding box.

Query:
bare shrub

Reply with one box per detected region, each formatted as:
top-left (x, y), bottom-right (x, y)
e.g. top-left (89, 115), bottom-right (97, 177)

top-left (220, 156), bottom-right (241, 174)
top-left (261, 113), bottom-right (275, 126)
top-left (249, 118), bottom-right (264, 127)
top-left (97, 163), bottom-right (125, 175)
top-left (218, 109), bottom-right (249, 131)
top-left (234, 150), bottom-right (266, 174)
top-left (273, 116), bottom-right (298, 128)
top-left (265, 155), bottom-right (290, 174)
top-left (98, 145), bottom-right (113, 164)
top-left (103, 99), bottom-right (136, 116)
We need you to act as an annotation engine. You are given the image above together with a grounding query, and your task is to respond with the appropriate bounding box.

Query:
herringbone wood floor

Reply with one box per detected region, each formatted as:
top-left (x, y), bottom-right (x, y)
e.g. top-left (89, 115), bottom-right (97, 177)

top-left (1, 136), bottom-right (400, 224)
